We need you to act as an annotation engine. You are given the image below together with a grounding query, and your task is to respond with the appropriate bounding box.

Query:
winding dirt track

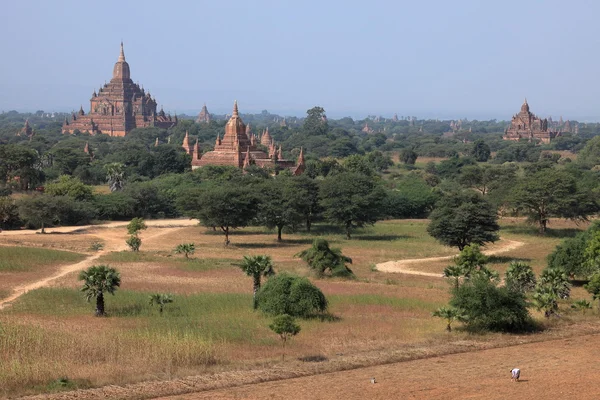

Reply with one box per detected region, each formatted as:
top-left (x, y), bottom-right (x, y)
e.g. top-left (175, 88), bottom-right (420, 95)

top-left (375, 239), bottom-right (525, 276)
top-left (0, 219), bottom-right (198, 310)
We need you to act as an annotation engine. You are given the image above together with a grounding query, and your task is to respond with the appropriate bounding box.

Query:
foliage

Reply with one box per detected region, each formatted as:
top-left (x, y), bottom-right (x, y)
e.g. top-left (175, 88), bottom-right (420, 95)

top-left (44, 175), bottom-right (93, 201)
top-left (104, 162), bottom-right (125, 192)
top-left (0, 196), bottom-right (20, 229)
top-left (148, 293), bottom-right (174, 314)
top-left (571, 299), bottom-right (592, 313)
top-left (532, 284), bottom-right (559, 318)
top-left (450, 275), bottom-right (532, 332)
top-left (319, 172), bottom-right (387, 239)
top-left (548, 230), bottom-right (595, 278)
top-left (256, 177), bottom-right (305, 241)
top-left (295, 238), bottom-right (354, 278)
top-left (269, 314), bottom-right (301, 360)
top-left (539, 267), bottom-right (571, 300)
top-left (178, 185), bottom-right (258, 245)
top-left (238, 255), bottom-right (275, 309)
top-left (400, 148), bottom-right (418, 165)
top-left (427, 191), bottom-right (499, 250)
top-left (511, 168), bottom-right (597, 234)
top-left (257, 273), bottom-right (328, 318)
top-left (303, 106), bottom-right (328, 136)
top-left (432, 307), bottom-right (465, 332)
top-left (577, 136), bottom-right (600, 168)
top-left (127, 217), bottom-right (147, 235)
top-left (174, 243), bottom-right (195, 258)
top-left (505, 261), bottom-right (537, 293)
top-left (385, 175), bottom-right (438, 219)
top-left (470, 139), bottom-right (491, 162)
top-left (583, 231), bottom-right (600, 277)
top-left (78, 265), bottom-right (121, 316)
top-left (126, 235), bottom-right (142, 252)
top-left (17, 194), bottom-right (96, 232)
top-left (584, 273), bottom-right (600, 308)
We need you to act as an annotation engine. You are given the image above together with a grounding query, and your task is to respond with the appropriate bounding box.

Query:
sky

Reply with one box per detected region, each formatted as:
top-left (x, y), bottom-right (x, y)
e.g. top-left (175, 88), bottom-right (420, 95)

top-left (1, 0), bottom-right (600, 120)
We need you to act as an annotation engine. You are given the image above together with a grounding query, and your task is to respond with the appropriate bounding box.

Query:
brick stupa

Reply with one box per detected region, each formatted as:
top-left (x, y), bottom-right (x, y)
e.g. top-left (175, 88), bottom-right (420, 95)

top-left (503, 99), bottom-right (557, 144)
top-left (184, 101), bottom-right (304, 175)
top-left (62, 43), bottom-right (176, 136)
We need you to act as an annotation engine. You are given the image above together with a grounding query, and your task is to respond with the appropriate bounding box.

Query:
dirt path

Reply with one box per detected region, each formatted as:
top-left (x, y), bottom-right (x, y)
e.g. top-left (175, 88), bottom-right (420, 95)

top-left (375, 239), bottom-right (524, 276)
top-left (0, 219), bottom-right (198, 310)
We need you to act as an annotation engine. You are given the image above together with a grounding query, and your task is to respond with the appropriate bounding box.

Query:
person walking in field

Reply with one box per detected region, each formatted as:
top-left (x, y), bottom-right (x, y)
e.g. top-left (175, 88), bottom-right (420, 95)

top-left (511, 368), bottom-right (520, 382)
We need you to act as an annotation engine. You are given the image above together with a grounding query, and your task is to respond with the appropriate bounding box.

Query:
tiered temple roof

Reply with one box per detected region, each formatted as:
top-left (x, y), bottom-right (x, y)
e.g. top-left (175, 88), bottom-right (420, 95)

top-left (503, 99), bottom-right (557, 144)
top-left (62, 43), bottom-right (177, 137)
top-left (183, 101), bottom-right (304, 175)
top-left (196, 103), bottom-right (211, 124)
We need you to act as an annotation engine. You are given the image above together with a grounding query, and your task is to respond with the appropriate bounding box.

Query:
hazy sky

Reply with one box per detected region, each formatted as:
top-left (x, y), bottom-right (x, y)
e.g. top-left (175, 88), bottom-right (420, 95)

top-left (1, 0), bottom-right (599, 120)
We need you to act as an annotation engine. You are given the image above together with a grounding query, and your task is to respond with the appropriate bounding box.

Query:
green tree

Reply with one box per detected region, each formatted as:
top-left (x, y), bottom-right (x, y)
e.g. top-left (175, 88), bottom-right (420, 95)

top-left (576, 136), bottom-right (600, 168)
top-left (584, 273), bottom-right (600, 309)
top-left (149, 293), bottom-right (174, 315)
top-left (44, 175), bottom-right (93, 201)
top-left (174, 243), bottom-right (195, 259)
top-left (178, 185), bottom-right (258, 245)
top-left (303, 106), bottom-right (328, 136)
top-left (0, 196), bottom-right (20, 230)
top-left (470, 139), bottom-right (491, 162)
top-left (427, 191), bottom-right (499, 250)
top-left (539, 267), bottom-right (571, 300)
top-left (78, 265), bottom-right (121, 317)
top-left (450, 275), bottom-right (532, 332)
top-left (432, 307), bottom-right (465, 332)
top-left (104, 162), bottom-right (125, 192)
top-left (532, 284), bottom-right (559, 318)
top-left (295, 238), bottom-right (354, 278)
top-left (319, 172), bottom-right (387, 239)
top-left (127, 217), bottom-right (147, 235)
top-left (126, 235), bottom-right (142, 252)
top-left (238, 255), bottom-right (275, 309)
top-left (443, 265), bottom-right (464, 290)
top-left (257, 273), bottom-right (328, 318)
top-left (400, 148), bottom-right (418, 165)
top-left (17, 194), bottom-right (62, 233)
top-left (548, 232), bottom-right (595, 278)
top-left (269, 314), bottom-right (301, 360)
top-left (256, 177), bottom-right (304, 241)
top-left (511, 169), bottom-right (597, 234)
top-left (288, 175), bottom-right (320, 233)
top-left (505, 261), bottom-right (537, 293)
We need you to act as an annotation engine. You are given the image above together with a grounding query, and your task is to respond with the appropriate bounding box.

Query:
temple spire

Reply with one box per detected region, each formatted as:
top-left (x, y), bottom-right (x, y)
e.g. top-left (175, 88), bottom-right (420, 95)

top-left (297, 147), bottom-right (305, 166)
top-left (118, 41), bottom-right (125, 62)
top-left (232, 100), bottom-right (239, 116)
top-left (154, 137), bottom-right (159, 147)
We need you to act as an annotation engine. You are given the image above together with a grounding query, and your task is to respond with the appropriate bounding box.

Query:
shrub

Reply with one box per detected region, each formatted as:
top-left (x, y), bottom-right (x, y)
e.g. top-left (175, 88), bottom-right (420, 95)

top-left (450, 275), bottom-right (533, 332)
top-left (295, 239), bottom-right (353, 278)
top-left (505, 261), bottom-right (536, 293)
top-left (126, 235), bottom-right (142, 252)
top-left (257, 273), bottom-right (328, 318)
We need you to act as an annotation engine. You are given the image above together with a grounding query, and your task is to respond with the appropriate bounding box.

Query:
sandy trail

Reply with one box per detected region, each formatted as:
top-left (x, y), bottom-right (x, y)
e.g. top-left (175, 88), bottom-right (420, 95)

top-left (375, 239), bottom-right (524, 276)
top-left (0, 219), bottom-right (198, 310)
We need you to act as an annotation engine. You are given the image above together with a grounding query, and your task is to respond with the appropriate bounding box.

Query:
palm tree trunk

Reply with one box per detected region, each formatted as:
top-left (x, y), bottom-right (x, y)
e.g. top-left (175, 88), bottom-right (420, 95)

top-left (306, 217), bottom-right (311, 233)
top-left (253, 276), bottom-right (260, 309)
top-left (96, 292), bottom-right (105, 317)
top-left (346, 222), bottom-right (351, 240)
top-left (41, 222), bottom-right (45, 234)
top-left (277, 225), bottom-right (283, 242)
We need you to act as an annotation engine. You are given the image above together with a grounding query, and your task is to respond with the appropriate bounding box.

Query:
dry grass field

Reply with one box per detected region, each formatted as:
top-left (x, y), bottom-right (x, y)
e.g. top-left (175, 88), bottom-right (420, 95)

top-left (0, 218), bottom-right (597, 398)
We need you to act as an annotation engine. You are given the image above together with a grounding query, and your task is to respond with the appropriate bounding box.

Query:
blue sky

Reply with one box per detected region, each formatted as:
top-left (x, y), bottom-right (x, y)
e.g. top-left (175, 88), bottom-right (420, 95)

top-left (1, 0), bottom-right (599, 120)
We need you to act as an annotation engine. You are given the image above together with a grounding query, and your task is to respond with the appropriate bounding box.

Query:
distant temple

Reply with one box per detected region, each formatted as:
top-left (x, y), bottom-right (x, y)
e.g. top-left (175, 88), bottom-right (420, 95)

top-left (17, 119), bottom-right (34, 138)
top-left (503, 99), bottom-right (557, 144)
top-left (62, 43), bottom-right (177, 136)
top-left (183, 101), bottom-right (305, 175)
top-left (196, 103), bottom-right (211, 124)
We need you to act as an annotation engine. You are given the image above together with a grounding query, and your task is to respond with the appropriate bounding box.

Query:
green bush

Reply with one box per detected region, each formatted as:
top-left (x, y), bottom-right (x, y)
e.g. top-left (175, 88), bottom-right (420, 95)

top-left (257, 273), bottom-right (328, 318)
top-left (450, 275), bottom-right (533, 332)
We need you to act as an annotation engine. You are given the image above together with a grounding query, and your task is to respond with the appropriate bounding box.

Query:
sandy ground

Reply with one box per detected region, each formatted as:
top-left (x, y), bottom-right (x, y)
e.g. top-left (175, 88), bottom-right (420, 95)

top-left (376, 239), bottom-right (524, 276)
top-left (154, 333), bottom-right (600, 400)
top-left (0, 219), bottom-right (199, 309)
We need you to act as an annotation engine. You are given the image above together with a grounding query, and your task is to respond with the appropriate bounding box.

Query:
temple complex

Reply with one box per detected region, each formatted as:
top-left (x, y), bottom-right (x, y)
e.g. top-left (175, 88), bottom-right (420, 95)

top-left (62, 43), bottom-right (177, 136)
top-left (503, 99), bottom-right (557, 144)
top-left (196, 104), bottom-right (211, 123)
top-left (183, 101), bottom-right (305, 175)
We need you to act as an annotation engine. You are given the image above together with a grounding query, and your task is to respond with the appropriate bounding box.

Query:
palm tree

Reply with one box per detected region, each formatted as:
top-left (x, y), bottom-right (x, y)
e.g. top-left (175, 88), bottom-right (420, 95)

top-left (79, 265), bottom-right (121, 316)
top-left (443, 265), bottom-right (464, 290)
top-left (540, 267), bottom-right (571, 299)
top-left (505, 261), bottom-right (537, 293)
top-left (238, 255), bottom-right (275, 309)
top-left (532, 284), bottom-right (559, 318)
top-left (104, 162), bottom-right (125, 192)
top-left (432, 307), bottom-right (465, 332)
top-left (149, 293), bottom-right (174, 314)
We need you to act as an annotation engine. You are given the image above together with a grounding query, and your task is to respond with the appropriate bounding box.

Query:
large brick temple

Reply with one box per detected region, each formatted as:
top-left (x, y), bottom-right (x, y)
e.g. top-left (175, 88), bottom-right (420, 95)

top-left (183, 101), bottom-right (305, 175)
top-left (62, 43), bottom-right (176, 136)
top-left (503, 99), bottom-right (557, 144)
